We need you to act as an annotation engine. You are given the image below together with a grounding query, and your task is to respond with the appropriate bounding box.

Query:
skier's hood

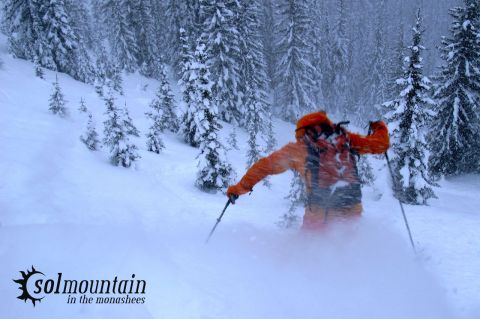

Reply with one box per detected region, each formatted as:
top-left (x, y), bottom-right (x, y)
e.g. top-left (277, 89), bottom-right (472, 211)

top-left (295, 111), bottom-right (334, 140)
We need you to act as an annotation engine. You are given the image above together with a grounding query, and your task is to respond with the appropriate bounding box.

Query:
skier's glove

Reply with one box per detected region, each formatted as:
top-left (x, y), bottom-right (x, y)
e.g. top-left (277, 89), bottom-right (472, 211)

top-left (369, 120), bottom-right (385, 131)
top-left (226, 183), bottom-right (250, 204)
top-left (368, 120), bottom-right (387, 135)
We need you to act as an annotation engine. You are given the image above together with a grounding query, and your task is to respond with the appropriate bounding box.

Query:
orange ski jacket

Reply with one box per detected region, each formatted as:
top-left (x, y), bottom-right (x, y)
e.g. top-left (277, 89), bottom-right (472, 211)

top-left (227, 116), bottom-right (389, 211)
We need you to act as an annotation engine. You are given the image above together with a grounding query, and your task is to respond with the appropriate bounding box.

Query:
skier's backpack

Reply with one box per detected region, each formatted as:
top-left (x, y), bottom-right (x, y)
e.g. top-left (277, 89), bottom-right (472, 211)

top-left (303, 121), bottom-right (362, 209)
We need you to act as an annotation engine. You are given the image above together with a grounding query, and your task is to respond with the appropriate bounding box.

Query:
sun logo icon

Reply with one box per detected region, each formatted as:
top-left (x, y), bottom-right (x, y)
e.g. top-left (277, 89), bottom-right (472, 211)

top-left (13, 266), bottom-right (44, 306)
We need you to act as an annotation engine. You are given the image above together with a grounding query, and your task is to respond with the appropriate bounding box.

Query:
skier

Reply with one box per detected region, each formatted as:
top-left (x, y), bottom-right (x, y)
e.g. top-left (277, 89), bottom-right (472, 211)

top-left (226, 111), bottom-right (390, 230)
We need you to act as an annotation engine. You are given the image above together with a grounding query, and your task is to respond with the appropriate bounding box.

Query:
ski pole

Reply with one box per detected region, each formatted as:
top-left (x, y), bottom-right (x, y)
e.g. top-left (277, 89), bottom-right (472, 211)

top-left (384, 152), bottom-right (416, 252)
top-left (205, 195), bottom-right (239, 244)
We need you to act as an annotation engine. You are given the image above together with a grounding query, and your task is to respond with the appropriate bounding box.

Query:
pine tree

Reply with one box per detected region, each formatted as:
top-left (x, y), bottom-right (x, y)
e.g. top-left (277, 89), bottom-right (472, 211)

top-left (3, 0), bottom-right (92, 82)
top-left (194, 42), bottom-right (233, 192)
top-left (165, 0), bottom-right (197, 75)
top-left (145, 63), bottom-right (180, 154)
top-left (331, 0), bottom-right (350, 115)
top-left (155, 64), bottom-right (179, 133)
top-left (239, 0), bottom-right (272, 159)
top-left (318, 3), bottom-right (335, 112)
top-left (180, 31), bottom-right (202, 148)
top-left (429, 0), bottom-right (480, 177)
top-left (80, 112), bottom-right (100, 151)
top-left (201, 0), bottom-right (243, 125)
top-left (260, 0), bottom-right (275, 88)
top-left (101, 0), bottom-right (138, 72)
top-left (133, 0), bottom-right (159, 77)
top-left (274, 0), bottom-right (315, 123)
top-left (78, 97), bottom-right (87, 113)
top-left (3, 0), bottom-right (36, 60)
top-left (146, 127), bottom-right (165, 154)
top-left (362, 0), bottom-right (388, 122)
top-left (3, 0), bottom-right (52, 65)
top-left (150, 1), bottom-right (170, 70)
top-left (347, 0), bottom-right (370, 120)
top-left (103, 93), bottom-right (140, 168)
top-left (91, 0), bottom-right (108, 41)
top-left (308, 0), bottom-right (325, 107)
top-left (34, 55), bottom-right (44, 79)
top-left (246, 121), bottom-right (261, 169)
top-left (260, 115), bottom-right (277, 188)
top-left (109, 63), bottom-right (124, 95)
top-left (39, 0), bottom-right (93, 82)
top-left (279, 171), bottom-right (304, 228)
top-left (65, 0), bottom-right (94, 50)
top-left (62, 0), bottom-right (94, 83)
top-left (383, 9), bottom-right (436, 205)
top-left (49, 75), bottom-right (68, 117)
top-left (227, 127), bottom-right (240, 151)
top-left (145, 102), bottom-right (165, 154)
top-left (93, 45), bottom-right (111, 97)
top-left (264, 116), bottom-right (277, 154)
top-left (388, 21), bottom-right (406, 99)
top-left (357, 156), bottom-right (375, 186)
top-left (122, 103), bottom-right (140, 137)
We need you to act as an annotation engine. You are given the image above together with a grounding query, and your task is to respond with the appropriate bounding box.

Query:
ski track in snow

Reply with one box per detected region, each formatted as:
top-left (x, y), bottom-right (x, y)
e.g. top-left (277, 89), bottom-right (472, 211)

top-left (0, 35), bottom-right (479, 319)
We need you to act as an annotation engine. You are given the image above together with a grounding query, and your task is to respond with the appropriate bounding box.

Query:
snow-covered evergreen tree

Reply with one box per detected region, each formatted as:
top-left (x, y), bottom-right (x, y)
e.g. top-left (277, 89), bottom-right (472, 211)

top-left (363, 0), bottom-right (388, 122)
top-left (201, 0), bottom-right (243, 124)
top-left (227, 127), bottom-right (240, 151)
top-left (41, 0), bottom-right (92, 82)
top-left (101, 0), bottom-right (138, 72)
top-left (3, 0), bottom-right (39, 60)
top-left (34, 55), bottom-right (44, 79)
top-left (145, 64), bottom-right (179, 154)
top-left (308, 0), bottom-right (326, 107)
top-left (331, 0), bottom-right (351, 115)
top-left (429, 0), bottom-right (480, 177)
top-left (132, 0), bottom-right (157, 77)
top-left (260, 0), bottom-right (275, 88)
top-left (383, 9), bottom-right (436, 205)
top-left (274, 0), bottom-right (315, 123)
top-left (48, 75), bottom-right (68, 117)
top-left (145, 103), bottom-right (165, 155)
top-left (388, 21), bottom-right (406, 99)
top-left (280, 171), bottom-right (304, 228)
top-left (318, 3), bottom-right (335, 113)
top-left (65, 0), bottom-right (94, 49)
top-left (238, 0), bottom-right (272, 159)
top-left (78, 97), bottom-right (87, 113)
top-left (260, 116), bottom-right (277, 188)
top-left (180, 31), bottom-right (203, 148)
top-left (109, 63), bottom-right (124, 95)
top-left (122, 102), bottom-right (140, 137)
top-left (357, 156), bottom-right (375, 186)
top-left (165, 0), bottom-right (198, 76)
top-left (264, 116), bottom-right (277, 153)
top-left (93, 45), bottom-right (112, 97)
top-left (80, 112), bottom-right (100, 151)
top-left (194, 42), bottom-right (233, 192)
top-left (246, 122), bottom-right (261, 169)
top-left (154, 64), bottom-right (179, 133)
top-left (3, 0), bottom-right (93, 82)
top-left (103, 92), bottom-right (140, 168)
top-left (145, 127), bottom-right (165, 154)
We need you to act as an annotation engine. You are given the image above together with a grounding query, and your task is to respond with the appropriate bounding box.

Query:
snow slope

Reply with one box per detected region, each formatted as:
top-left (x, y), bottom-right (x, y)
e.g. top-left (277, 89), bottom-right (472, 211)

top-left (1, 36), bottom-right (479, 319)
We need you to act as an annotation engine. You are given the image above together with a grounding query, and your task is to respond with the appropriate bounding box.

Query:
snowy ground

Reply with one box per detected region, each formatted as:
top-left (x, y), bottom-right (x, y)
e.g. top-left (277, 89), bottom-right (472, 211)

top-left (1, 35), bottom-right (479, 318)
